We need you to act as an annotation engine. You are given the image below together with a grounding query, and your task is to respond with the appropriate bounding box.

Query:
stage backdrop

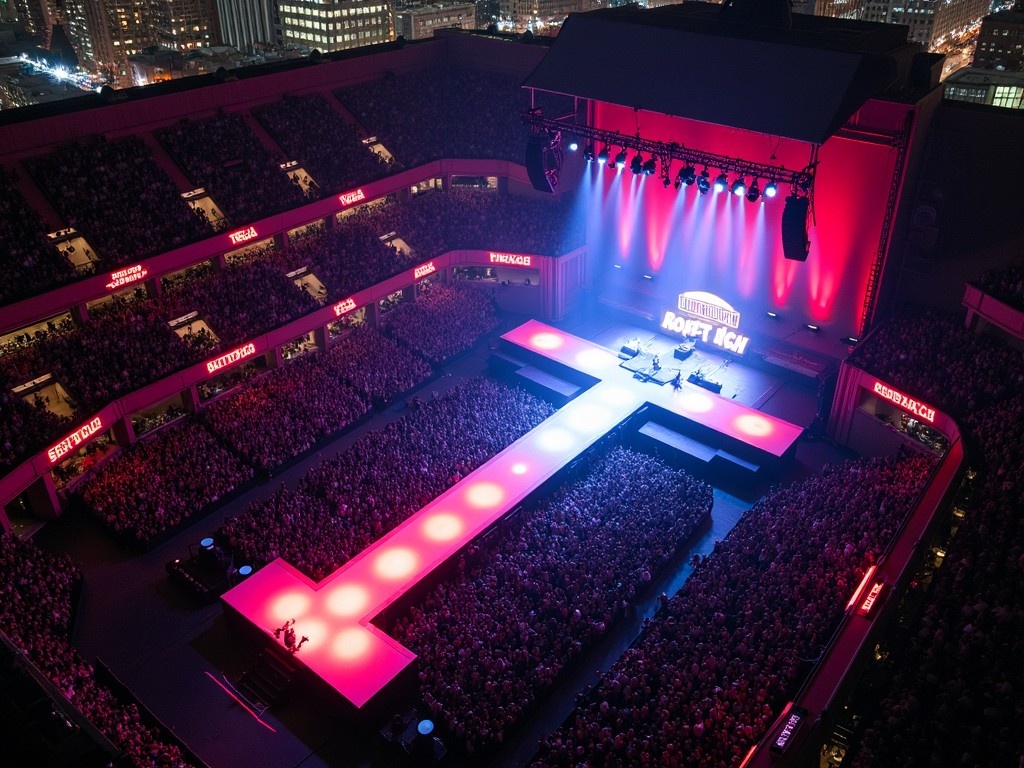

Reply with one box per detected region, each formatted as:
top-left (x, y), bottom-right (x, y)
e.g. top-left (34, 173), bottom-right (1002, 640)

top-left (584, 102), bottom-right (907, 342)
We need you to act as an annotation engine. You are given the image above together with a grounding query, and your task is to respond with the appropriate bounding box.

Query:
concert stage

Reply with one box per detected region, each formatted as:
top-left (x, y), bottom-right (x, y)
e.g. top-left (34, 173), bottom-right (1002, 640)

top-left (221, 321), bottom-right (803, 708)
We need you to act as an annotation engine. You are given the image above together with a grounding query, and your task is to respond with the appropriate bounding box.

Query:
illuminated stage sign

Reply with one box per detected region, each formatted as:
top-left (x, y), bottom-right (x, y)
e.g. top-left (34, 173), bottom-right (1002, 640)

top-left (228, 226), bottom-right (259, 246)
top-left (489, 252), bottom-right (532, 267)
top-left (661, 291), bottom-right (749, 355)
top-left (48, 417), bottom-right (103, 463)
top-left (206, 342), bottom-right (257, 374)
top-left (771, 707), bottom-right (806, 753)
top-left (332, 297), bottom-right (356, 317)
top-left (414, 261), bottom-right (436, 279)
top-left (858, 581), bottom-right (886, 616)
top-left (338, 188), bottom-right (366, 207)
top-left (872, 381), bottom-right (936, 423)
top-left (105, 264), bottom-right (148, 291)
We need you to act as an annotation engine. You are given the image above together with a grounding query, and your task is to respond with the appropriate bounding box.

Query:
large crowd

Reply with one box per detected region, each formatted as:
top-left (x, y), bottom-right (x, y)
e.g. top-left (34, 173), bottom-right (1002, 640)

top-left (336, 66), bottom-right (575, 167)
top-left (393, 445), bottom-right (713, 756)
top-left (25, 136), bottom-right (210, 265)
top-left (0, 169), bottom-right (78, 305)
top-left (156, 113), bottom-right (307, 224)
top-left (531, 452), bottom-right (936, 767)
top-left (973, 263), bottom-right (1024, 312)
top-left (77, 421), bottom-right (253, 543)
top-left (154, 252), bottom-right (320, 348)
top-left (217, 378), bottom-right (555, 581)
top-left (254, 92), bottom-right (393, 194)
top-left (846, 308), bottom-right (1024, 415)
top-left (384, 282), bottom-right (499, 364)
top-left (0, 533), bottom-right (197, 767)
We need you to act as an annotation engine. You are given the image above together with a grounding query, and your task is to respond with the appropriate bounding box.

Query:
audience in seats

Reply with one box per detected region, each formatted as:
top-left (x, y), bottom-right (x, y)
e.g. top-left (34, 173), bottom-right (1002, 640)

top-left (0, 534), bottom-right (197, 767)
top-left (218, 379), bottom-right (555, 581)
top-left (531, 453), bottom-right (935, 768)
top-left (393, 446), bottom-right (713, 756)
top-left (154, 254), bottom-right (319, 348)
top-left (199, 353), bottom-right (370, 472)
top-left (384, 283), bottom-right (499, 364)
top-left (974, 264), bottom-right (1024, 313)
top-left (25, 136), bottom-right (210, 265)
top-left (336, 67), bottom-right (575, 167)
top-left (0, 169), bottom-right (78, 305)
top-left (254, 93), bottom-right (392, 194)
top-left (847, 308), bottom-right (1024, 415)
top-left (78, 421), bottom-right (253, 543)
top-left (156, 113), bottom-right (307, 224)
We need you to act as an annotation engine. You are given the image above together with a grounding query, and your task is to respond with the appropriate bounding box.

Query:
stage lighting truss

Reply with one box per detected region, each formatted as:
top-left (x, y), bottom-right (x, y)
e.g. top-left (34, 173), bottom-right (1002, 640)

top-left (522, 112), bottom-right (815, 201)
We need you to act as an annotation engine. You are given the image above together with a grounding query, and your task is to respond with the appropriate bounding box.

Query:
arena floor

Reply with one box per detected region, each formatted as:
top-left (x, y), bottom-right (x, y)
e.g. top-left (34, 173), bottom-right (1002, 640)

top-left (33, 305), bottom-right (856, 768)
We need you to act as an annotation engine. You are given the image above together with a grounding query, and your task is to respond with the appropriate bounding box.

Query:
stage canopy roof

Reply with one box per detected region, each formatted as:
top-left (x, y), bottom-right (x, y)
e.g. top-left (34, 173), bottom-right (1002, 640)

top-left (523, 4), bottom-right (912, 145)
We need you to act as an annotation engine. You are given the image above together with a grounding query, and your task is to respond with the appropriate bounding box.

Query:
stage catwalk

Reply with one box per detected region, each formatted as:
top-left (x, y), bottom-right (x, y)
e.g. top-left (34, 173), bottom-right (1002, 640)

top-left (222, 321), bottom-right (804, 708)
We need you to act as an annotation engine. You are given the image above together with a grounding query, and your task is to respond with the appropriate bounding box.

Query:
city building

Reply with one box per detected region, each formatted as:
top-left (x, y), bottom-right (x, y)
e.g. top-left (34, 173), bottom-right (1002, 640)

top-left (972, 8), bottom-right (1024, 69)
top-left (394, 2), bottom-right (476, 40)
top-left (859, 0), bottom-right (990, 51)
top-left (944, 64), bottom-right (1024, 106)
top-left (62, 0), bottom-right (164, 85)
top-left (214, 0), bottom-right (276, 50)
top-left (278, 0), bottom-right (393, 52)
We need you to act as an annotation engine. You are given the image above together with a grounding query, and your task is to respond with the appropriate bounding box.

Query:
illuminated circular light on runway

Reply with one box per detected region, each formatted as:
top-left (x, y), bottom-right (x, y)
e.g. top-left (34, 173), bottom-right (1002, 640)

top-left (325, 584), bottom-right (370, 617)
top-left (676, 390), bottom-right (714, 413)
top-left (575, 348), bottom-right (617, 370)
top-left (465, 481), bottom-right (505, 509)
top-left (423, 513), bottom-right (464, 541)
top-left (565, 402), bottom-right (613, 434)
top-left (373, 547), bottom-right (419, 579)
top-left (535, 426), bottom-right (576, 453)
top-left (510, 462), bottom-right (529, 475)
top-left (599, 384), bottom-right (639, 407)
top-left (290, 618), bottom-right (328, 651)
top-left (331, 627), bottom-right (372, 660)
top-left (270, 591), bottom-right (312, 622)
top-left (734, 413), bottom-right (774, 437)
top-left (530, 332), bottom-right (564, 350)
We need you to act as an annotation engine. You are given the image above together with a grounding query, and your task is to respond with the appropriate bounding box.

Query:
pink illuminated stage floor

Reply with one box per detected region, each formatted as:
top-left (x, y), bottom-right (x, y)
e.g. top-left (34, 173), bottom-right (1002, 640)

top-left (221, 321), bottom-right (803, 708)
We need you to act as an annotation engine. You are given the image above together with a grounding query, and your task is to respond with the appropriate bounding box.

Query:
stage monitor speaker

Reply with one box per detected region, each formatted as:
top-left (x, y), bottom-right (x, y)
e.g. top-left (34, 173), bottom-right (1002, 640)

top-left (782, 195), bottom-right (810, 261)
top-left (526, 134), bottom-right (559, 194)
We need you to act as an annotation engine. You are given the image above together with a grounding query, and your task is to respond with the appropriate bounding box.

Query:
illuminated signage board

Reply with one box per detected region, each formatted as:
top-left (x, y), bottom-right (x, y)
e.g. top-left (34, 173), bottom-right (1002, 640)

top-left (771, 708), bottom-right (806, 753)
top-left (105, 264), bottom-right (148, 291)
top-left (858, 581), bottom-right (886, 616)
top-left (872, 381), bottom-right (936, 423)
top-left (661, 291), bottom-right (749, 355)
top-left (338, 188), bottom-right (366, 207)
top-left (332, 297), bottom-right (356, 317)
top-left (205, 342), bottom-right (257, 374)
top-left (228, 225), bottom-right (259, 246)
top-left (414, 261), bottom-right (436, 280)
top-left (489, 252), bottom-right (533, 268)
top-left (47, 416), bottom-right (103, 464)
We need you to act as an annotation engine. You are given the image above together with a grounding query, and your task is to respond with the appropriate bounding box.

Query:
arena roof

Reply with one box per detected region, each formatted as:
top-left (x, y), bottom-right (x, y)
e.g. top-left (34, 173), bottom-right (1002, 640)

top-left (523, 4), bottom-right (910, 145)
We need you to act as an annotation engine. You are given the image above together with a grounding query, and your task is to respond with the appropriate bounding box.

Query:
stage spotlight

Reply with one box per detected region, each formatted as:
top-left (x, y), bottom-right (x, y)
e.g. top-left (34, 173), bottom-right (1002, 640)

top-left (746, 179), bottom-right (761, 203)
top-left (663, 174), bottom-right (671, 188)
top-left (680, 165), bottom-right (697, 185)
top-left (713, 172), bottom-right (728, 193)
top-left (696, 168), bottom-right (711, 195)
top-left (567, 139), bottom-right (579, 152)
top-left (597, 146), bottom-right (610, 164)
top-left (805, 323), bottom-right (820, 332)
top-left (730, 177), bottom-right (746, 196)
top-left (763, 180), bottom-right (779, 198)
top-left (841, 336), bottom-right (860, 345)
top-left (630, 153), bottom-right (643, 175)
top-left (766, 311), bottom-right (779, 319)
top-left (613, 148), bottom-right (627, 169)
top-left (643, 157), bottom-right (657, 175)
top-left (583, 144), bottom-right (595, 162)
